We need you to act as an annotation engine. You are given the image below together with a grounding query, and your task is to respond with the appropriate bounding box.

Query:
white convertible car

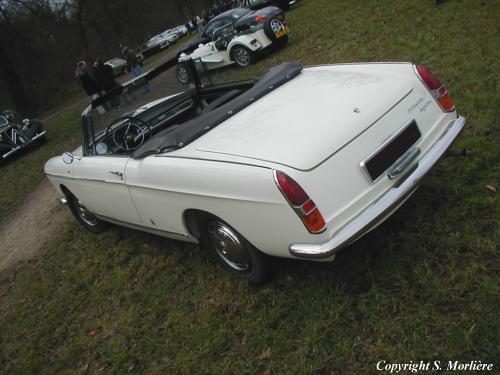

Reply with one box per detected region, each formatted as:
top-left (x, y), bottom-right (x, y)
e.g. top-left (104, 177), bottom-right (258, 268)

top-left (45, 58), bottom-right (465, 284)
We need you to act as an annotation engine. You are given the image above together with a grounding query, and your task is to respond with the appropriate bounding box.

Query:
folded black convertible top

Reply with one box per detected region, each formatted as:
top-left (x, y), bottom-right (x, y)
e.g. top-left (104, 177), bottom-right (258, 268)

top-left (133, 61), bottom-right (302, 159)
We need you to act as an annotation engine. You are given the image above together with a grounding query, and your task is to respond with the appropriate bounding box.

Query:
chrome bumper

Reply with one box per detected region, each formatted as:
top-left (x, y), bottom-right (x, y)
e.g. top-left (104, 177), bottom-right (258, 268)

top-left (1, 130), bottom-right (46, 159)
top-left (57, 197), bottom-right (68, 205)
top-left (289, 116), bottom-right (466, 259)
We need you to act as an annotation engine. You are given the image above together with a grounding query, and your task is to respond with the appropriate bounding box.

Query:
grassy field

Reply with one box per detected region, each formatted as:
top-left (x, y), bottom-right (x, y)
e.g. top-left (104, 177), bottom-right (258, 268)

top-left (1, 0), bottom-right (499, 373)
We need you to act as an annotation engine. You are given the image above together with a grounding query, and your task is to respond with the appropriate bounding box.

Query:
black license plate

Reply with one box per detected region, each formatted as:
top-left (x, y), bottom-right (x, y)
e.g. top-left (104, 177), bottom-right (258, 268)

top-left (364, 121), bottom-right (421, 181)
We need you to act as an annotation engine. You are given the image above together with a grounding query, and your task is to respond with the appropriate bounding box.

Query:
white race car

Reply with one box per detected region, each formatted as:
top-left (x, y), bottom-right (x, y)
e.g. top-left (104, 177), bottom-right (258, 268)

top-left (45, 59), bottom-right (465, 284)
top-left (176, 17), bottom-right (288, 83)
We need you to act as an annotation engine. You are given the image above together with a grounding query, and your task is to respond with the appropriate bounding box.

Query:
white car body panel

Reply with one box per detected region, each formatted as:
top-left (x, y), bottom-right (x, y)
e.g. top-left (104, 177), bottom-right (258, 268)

top-left (192, 66), bottom-right (414, 170)
top-left (45, 62), bottom-right (465, 261)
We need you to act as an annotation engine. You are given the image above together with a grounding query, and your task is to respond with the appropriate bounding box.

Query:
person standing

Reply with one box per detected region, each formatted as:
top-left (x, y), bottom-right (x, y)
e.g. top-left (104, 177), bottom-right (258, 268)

top-left (93, 59), bottom-right (118, 93)
top-left (195, 15), bottom-right (204, 34)
top-left (123, 47), bottom-right (149, 92)
top-left (124, 47), bottom-right (143, 77)
top-left (75, 60), bottom-right (99, 100)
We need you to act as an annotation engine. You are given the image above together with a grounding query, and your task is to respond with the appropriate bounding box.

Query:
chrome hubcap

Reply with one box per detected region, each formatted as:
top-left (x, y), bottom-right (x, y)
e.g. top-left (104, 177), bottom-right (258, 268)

top-left (76, 200), bottom-right (98, 227)
top-left (234, 48), bottom-right (249, 67)
top-left (177, 66), bottom-right (189, 83)
top-left (207, 222), bottom-right (250, 271)
top-left (271, 19), bottom-right (285, 35)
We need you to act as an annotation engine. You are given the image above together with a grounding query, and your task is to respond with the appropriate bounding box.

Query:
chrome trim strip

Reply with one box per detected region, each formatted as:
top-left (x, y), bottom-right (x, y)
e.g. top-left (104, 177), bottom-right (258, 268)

top-left (2, 131), bottom-right (46, 159)
top-left (289, 116), bottom-right (466, 259)
top-left (2, 146), bottom-right (21, 159)
top-left (31, 130), bottom-right (46, 140)
top-left (95, 214), bottom-right (196, 242)
top-left (45, 173), bottom-right (125, 185)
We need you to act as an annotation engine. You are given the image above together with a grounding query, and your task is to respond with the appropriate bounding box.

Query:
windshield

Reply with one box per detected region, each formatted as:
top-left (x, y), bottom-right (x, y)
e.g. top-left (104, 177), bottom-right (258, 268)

top-left (83, 61), bottom-right (190, 156)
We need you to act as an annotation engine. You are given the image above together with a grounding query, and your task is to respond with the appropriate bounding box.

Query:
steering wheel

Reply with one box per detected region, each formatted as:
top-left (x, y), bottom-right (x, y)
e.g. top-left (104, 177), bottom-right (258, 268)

top-left (105, 116), bottom-right (151, 152)
top-left (215, 28), bottom-right (234, 50)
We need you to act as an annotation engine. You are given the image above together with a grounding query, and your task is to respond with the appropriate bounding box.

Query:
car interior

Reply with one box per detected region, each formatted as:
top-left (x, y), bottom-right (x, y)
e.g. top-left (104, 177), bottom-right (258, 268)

top-left (84, 58), bottom-right (301, 159)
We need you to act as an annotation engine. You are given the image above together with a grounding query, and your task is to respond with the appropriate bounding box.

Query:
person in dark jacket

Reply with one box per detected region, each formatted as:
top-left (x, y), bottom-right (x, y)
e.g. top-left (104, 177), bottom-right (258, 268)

top-left (75, 60), bottom-right (99, 99)
top-left (93, 59), bottom-right (118, 93)
top-left (124, 47), bottom-right (143, 77)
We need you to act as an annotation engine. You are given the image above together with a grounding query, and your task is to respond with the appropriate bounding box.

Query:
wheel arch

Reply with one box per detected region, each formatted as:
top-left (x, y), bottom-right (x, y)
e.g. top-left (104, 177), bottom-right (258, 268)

top-left (228, 38), bottom-right (259, 58)
top-left (183, 208), bottom-right (213, 239)
top-left (58, 184), bottom-right (76, 200)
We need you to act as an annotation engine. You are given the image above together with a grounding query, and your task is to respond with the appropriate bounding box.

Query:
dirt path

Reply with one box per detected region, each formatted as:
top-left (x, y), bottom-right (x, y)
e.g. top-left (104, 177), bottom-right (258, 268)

top-left (0, 179), bottom-right (71, 272)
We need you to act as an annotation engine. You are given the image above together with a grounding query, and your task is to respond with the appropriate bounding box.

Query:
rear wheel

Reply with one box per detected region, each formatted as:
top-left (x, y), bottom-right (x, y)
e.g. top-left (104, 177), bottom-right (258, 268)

top-left (65, 190), bottom-right (108, 233)
top-left (231, 46), bottom-right (254, 68)
top-left (198, 214), bottom-right (272, 284)
top-left (264, 18), bottom-right (288, 42)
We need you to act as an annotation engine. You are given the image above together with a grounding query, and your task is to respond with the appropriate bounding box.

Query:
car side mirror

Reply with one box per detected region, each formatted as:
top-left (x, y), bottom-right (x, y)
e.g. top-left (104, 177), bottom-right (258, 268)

top-left (62, 152), bottom-right (80, 164)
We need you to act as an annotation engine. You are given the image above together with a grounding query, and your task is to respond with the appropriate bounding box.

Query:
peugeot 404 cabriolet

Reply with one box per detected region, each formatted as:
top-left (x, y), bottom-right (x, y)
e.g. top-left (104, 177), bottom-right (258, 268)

top-left (45, 58), bottom-right (465, 284)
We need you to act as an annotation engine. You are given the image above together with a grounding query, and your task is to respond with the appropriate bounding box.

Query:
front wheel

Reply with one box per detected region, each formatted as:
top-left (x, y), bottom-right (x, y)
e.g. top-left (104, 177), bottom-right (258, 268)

top-left (231, 46), bottom-right (254, 68)
top-left (176, 63), bottom-right (192, 84)
top-left (66, 190), bottom-right (108, 233)
top-left (199, 215), bottom-right (272, 284)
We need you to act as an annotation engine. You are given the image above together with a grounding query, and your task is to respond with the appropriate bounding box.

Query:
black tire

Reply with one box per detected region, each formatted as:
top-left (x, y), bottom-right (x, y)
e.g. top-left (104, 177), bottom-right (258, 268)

top-left (198, 214), bottom-right (273, 285)
top-left (65, 190), bottom-right (108, 233)
top-left (231, 46), bottom-right (254, 68)
top-left (264, 17), bottom-right (288, 42)
top-left (176, 63), bottom-right (193, 84)
top-left (277, 0), bottom-right (290, 11)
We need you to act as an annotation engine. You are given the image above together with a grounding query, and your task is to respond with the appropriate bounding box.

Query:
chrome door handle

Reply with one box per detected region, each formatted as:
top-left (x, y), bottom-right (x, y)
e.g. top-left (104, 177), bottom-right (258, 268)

top-left (109, 171), bottom-right (124, 180)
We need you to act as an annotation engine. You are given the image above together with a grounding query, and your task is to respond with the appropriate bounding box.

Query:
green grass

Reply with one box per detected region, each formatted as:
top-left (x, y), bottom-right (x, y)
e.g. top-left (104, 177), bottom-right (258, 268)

top-left (1, 0), bottom-right (499, 373)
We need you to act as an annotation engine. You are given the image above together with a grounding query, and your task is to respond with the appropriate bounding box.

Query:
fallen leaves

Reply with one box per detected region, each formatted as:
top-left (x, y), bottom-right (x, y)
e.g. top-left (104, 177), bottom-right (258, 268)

top-left (258, 347), bottom-right (271, 361)
top-left (485, 184), bottom-right (497, 193)
top-left (89, 326), bottom-right (102, 337)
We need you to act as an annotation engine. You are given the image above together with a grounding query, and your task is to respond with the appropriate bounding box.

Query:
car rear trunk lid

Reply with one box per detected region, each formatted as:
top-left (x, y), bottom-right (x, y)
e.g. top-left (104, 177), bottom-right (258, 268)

top-left (193, 66), bottom-right (414, 170)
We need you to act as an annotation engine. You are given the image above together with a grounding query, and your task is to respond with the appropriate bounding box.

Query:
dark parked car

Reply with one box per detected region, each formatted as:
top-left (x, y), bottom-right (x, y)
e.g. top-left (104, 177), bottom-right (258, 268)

top-left (177, 6), bottom-right (285, 57)
top-left (0, 109), bottom-right (45, 164)
top-left (241, 0), bottom-right (297, 11)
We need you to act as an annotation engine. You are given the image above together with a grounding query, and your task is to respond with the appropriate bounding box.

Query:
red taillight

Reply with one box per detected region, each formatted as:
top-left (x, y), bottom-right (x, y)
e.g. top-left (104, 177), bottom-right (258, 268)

top-left (415, 65), bottom-right (455, 112)
top-left (255, 15), bottom-right (268, 23)
top-left (274, 170), bottom-right (326, 234)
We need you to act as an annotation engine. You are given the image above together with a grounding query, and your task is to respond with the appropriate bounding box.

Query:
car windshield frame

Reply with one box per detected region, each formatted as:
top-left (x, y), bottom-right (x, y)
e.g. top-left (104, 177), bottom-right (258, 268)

top-left (80, 57), bottom-right (302, 159)
top-left (0, 116), bottom-right (8, 126)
